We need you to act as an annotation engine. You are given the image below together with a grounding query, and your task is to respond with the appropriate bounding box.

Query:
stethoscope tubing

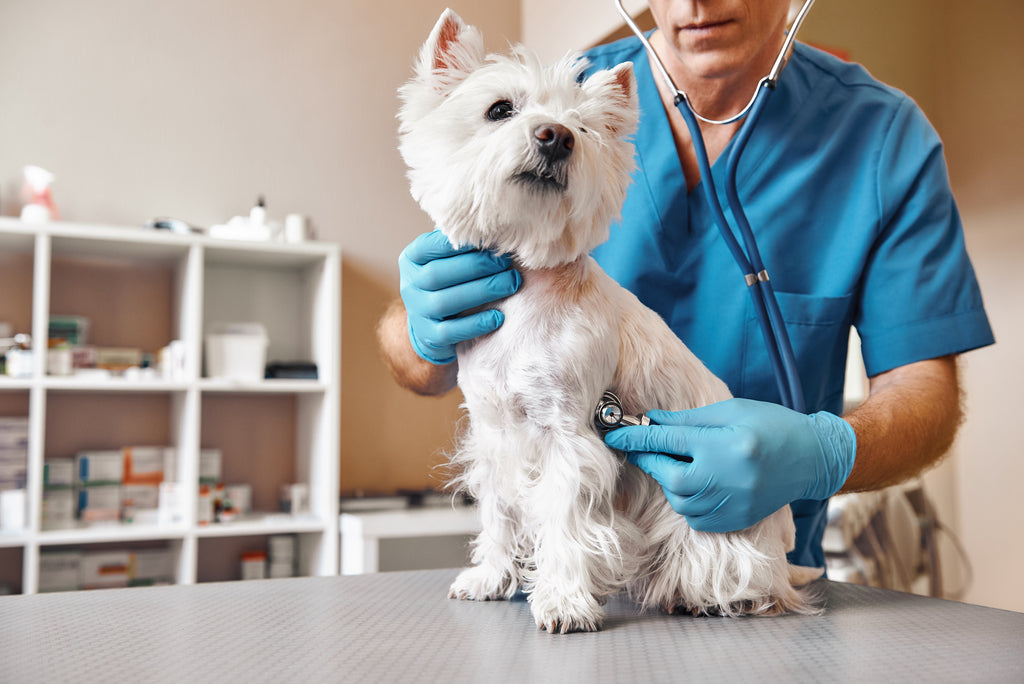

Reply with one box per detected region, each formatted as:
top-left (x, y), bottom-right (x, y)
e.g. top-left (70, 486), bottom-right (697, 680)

top-left (613, 0), bottom-right (811, 413)
top-left (676, 86), bottom-right (805, 412)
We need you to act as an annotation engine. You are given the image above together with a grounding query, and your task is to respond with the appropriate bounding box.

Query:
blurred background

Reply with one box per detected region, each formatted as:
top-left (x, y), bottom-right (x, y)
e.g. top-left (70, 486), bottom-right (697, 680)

top-left (0, 0), bottom-right (1020, 610)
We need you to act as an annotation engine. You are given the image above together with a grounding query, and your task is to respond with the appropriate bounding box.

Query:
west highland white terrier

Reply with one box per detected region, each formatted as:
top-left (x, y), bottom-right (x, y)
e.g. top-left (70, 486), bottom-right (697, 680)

top-left (398, 9), bottom-right (820, 633)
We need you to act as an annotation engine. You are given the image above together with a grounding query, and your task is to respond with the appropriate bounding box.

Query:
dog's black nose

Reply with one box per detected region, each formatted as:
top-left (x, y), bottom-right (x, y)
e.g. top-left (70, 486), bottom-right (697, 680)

top-left (534, 124), bottom-right (574, 162)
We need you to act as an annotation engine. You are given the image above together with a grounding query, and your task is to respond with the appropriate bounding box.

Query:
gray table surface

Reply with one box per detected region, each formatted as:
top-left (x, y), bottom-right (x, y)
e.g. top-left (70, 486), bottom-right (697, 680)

top-left (1, 568), bottom-right (1022, 683)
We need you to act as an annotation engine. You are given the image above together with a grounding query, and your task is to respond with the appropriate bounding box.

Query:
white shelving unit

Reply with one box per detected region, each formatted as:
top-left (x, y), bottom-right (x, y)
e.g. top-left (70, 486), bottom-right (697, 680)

top-left (0, 218), bottom-right (340, 594)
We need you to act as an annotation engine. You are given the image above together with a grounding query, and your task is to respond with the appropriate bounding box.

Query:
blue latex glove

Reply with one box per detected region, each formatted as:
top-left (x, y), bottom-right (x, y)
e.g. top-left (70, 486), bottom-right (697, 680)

top-left (604, 398), bottom-right (856, 533)
top-left (399, 230), bottom-right (521, 365)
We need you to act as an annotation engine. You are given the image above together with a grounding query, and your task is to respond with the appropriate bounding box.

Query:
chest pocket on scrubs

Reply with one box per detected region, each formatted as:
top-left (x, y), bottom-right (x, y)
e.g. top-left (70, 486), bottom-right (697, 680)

top-left (741, 291), bottom-right (854, 413)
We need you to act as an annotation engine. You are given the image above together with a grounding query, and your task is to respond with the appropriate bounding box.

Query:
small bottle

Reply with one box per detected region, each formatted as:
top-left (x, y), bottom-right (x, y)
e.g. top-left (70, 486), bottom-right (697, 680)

top-left (249, 195), bottom-right (266, 227)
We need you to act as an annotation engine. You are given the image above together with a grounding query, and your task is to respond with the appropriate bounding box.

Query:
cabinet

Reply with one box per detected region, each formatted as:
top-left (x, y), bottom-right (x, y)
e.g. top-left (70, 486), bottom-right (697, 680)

top-left (0, 218), bottom-right (340, 594)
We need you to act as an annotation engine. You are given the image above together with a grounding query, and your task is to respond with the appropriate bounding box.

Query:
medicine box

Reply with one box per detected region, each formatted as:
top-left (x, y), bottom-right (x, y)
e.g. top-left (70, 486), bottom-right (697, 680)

top-left (0, 416), bottom-right (29, 446)
top-left (80, 551), bottom-right (130, 589)
top-left (76, 450), bottom-right (123, 485)
top-left (240, 551), bottom-right (267, 580)
top-left (279, 483), bottom-right (309, 514)
top-left (122, 446), bottom-right (175, 486)
top-left (158, 482), bottom-right (184, 526)
top-left (48, 314), bottom-right (90, 346)
top-left (199, 448), bottom-right (222, 484)
top-left (42, 488), bottom-right (75, 530)
top-left (39, 551), bottom-right (82, 593)
top-left (269, 534), bottom-right (296, 563)
top-left (120, 481), bottom-right (158, 511)
top-left (44, 459), bottom-right (75, 488)
top-left (129, 549), bottom-right (174, 585)
top-left (226, 484), bottom-right (252, 515)
top-left (78, 485), bottom-right (120, 523)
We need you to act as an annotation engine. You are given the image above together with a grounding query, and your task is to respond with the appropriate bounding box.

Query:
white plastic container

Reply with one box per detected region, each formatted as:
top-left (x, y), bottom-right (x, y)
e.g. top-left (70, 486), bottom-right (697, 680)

top-left (204, 322), bottom-right (268, 381)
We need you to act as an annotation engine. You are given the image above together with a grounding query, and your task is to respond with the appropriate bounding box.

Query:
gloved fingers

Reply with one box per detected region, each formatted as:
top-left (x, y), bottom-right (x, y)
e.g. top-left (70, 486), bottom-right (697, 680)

top-left (604, 423), bottom-right (724, 462)
top-left (401, 232), bottom-right (514, 291)
top-left (402, 269), bottom-right (520, 320)
top-left (657, 484), bottom-right (728, 525)
top-left (624, 451), bottom-right (706, 497)
top-left (401, 229), bottom-right (476, 266)
top-left (412, 308), bottom-right (505, 350)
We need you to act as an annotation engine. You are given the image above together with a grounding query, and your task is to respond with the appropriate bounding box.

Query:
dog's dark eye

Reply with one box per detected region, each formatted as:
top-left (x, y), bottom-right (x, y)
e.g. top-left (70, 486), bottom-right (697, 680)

top-left (486, 100), bottom-right (516, 122)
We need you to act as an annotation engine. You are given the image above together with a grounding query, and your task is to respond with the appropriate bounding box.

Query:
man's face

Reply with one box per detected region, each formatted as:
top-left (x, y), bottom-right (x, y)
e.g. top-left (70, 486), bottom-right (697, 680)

top-left (648, 0), bottom-right (792, 81)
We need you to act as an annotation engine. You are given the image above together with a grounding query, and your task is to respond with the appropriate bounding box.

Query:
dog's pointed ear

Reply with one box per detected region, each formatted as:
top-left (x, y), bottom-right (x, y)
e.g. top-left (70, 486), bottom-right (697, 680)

top-left (583, 61), bottom-right (638, 137)
top-left (414, 8), bottom-right (485, 93)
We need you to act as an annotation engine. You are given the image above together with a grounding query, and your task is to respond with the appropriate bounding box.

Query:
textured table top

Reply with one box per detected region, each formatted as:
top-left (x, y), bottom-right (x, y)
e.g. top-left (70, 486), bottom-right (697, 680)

top-left (2, 569), bottom-right (1022, 682)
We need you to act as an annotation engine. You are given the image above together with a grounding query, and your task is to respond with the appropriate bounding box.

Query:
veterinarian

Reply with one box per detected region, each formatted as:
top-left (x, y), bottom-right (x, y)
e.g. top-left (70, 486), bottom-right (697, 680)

top-left (378, 0), bottom-right (994, 570)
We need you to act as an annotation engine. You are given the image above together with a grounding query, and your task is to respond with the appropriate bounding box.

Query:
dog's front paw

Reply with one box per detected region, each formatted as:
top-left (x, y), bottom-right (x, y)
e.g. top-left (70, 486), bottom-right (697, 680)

top-left (529, 586), bottom-right (605, 634)
top-left (449, 565), bottom-right (516, 601)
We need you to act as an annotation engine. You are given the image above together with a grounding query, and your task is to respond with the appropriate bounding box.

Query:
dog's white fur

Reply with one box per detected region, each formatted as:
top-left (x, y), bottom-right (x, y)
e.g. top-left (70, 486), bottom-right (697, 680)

top-left (399, 9), bottom-right (820, 633)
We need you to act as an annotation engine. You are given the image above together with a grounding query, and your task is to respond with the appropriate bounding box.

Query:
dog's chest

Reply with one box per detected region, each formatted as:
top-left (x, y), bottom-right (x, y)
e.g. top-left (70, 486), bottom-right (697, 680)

top-left (457, 261), bottom-right (620, 428)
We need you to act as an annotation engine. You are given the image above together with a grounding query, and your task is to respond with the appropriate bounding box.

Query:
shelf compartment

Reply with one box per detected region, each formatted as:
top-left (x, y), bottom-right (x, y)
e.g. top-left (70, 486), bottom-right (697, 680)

top-left (0, 241), bottom-right (34, 345)
top-left (48, 253), bottom-right (183, 357)
top-left (199, 393), bottom-right (298, 513)
top-left (44, 391), bottom-right (178, 461)
top-left (196, 531), bottom-right (315, 583)
top-left (38, 538), bottom-right (182, 591)
top-left (0, 545), bottom-right (24, 594)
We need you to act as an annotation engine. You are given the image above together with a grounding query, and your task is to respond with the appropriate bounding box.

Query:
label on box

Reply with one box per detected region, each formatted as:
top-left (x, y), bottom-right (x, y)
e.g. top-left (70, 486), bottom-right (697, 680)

top-left (121, 484), bottom-right (159, 515)
top-left (39, 551), bottom-right (82, 592)
top-left (130, 550), bottom-right (173, 582)
top-left (44, 459), bottom-right (75, 488)
top-left (42, 489), bottom-right (75, 530)
top-left (78, 485), bottom-right (120, 522)
top-left (76, 450), bottom-right (123, 485)
top-left (122, 446), bottom-right (173, 486)
top-left (81, 551), bottom-right (130, 589)
top-left (199, 448), bottom-right (221, 484)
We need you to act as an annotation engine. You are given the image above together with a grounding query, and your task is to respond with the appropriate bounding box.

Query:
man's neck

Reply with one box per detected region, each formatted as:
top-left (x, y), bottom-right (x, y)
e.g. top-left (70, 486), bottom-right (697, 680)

top-left (648, 29), bottom-right (784, 123)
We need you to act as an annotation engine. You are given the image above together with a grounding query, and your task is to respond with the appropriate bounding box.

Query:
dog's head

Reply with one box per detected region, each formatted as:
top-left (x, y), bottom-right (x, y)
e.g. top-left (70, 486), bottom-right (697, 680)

top-left (398, 9), bottom-right (638, 270)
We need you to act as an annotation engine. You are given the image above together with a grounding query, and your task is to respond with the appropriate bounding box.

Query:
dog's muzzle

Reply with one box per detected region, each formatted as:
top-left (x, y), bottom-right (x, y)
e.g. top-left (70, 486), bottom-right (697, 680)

top-left (512, 124), bottom-right (574, 193)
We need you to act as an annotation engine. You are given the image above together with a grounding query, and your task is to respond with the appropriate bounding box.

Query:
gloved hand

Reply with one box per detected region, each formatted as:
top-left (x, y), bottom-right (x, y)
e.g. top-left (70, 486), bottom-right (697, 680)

top-left (399, 229), bottom-right (521, 365)
top-left (604, 398), bottom-right (856, 533)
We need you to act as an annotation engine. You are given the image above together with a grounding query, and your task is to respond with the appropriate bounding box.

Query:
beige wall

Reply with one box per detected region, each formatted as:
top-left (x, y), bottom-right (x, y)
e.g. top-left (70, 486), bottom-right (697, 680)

top-left (0, 1), bottom-right (519, 496)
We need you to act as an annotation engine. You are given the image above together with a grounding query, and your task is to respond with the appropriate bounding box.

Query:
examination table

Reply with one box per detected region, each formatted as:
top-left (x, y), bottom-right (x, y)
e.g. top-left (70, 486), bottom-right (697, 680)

top-left (2, 568), bottom-right (1022, 682)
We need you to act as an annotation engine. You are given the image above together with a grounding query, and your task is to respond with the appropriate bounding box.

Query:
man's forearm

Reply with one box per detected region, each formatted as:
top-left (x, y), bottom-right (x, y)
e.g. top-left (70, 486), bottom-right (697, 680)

top-left (377, 298), bottom-right (458, 396)
top-left (840, 355), bottom-right (961, 493)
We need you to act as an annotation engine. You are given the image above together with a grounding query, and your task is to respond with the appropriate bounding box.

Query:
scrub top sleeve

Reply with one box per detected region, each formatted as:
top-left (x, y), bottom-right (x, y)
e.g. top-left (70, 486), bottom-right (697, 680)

top-left (855, 99), bottom-right (994, 377)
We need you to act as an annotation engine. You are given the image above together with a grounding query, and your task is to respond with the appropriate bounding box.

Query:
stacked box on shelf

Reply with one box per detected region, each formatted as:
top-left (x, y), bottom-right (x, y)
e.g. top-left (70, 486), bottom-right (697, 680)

top-left (39, 550), bottom-right (82, 593)
top-left (75, 450), bottom-right (122, 523)
top-left (121, 446), bottom-right (176, 524)
top-left (0, 417), bottom-right (29, 531)
top-left (268, 534), bottom-right (296, 578)
top-left (0, 417), bottom-right (28, 491)
top-left (42, 458), bottom-right (75, 530)
top-left (40, 547), bottom-right (175, 592)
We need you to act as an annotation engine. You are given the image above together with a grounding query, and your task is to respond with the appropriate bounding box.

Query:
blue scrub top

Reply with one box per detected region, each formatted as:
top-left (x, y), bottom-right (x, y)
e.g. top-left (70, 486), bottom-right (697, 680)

top-left (583, 37), bottom-right (994, 568)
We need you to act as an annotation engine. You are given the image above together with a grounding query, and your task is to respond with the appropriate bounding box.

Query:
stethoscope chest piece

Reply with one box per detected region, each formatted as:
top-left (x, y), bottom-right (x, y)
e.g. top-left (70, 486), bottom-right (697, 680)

top-left (594, 391), bottom-right (650, 432)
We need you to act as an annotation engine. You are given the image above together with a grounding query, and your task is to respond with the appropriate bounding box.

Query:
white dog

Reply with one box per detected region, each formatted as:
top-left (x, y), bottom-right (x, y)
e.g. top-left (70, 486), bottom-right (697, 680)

top-left (398, 9), bottom-right (820, 633)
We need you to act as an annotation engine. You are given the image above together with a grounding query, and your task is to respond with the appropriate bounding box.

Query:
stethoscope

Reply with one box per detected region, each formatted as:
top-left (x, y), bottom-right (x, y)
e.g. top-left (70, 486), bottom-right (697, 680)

top-left (597, 0), bottom-right (815, 426)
